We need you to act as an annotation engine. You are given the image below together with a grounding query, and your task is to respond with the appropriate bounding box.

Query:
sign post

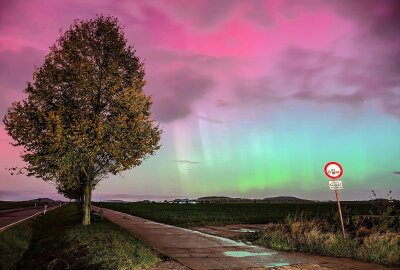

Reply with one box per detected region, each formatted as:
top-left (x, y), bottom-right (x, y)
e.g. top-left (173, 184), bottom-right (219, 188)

top-left (324, 161), bottom-right (345, 237)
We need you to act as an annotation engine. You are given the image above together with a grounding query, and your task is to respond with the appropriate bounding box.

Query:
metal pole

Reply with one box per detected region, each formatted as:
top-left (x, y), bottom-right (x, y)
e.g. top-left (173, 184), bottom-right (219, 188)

top-left (335, 190), bottom-right (345, 237)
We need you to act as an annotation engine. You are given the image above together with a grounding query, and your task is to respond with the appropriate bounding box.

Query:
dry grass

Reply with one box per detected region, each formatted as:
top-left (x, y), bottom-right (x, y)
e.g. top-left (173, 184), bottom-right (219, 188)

top-left (256, 220), bottom-right (400, 265)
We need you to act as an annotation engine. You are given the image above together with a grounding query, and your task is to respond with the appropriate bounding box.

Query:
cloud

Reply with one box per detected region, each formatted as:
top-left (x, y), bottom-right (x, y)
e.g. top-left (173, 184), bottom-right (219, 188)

top-left (242, 0), bottom-right (274, 27)
top-left (329, 0), bottom-right (400, 40)
top-left (147, 65), bottom-right (216, 123)
top-left (235, 76), bottom-right (283, 105)
top-left (156, 0), bottom-right (240, 30)
top-left (197, 115), bottom-right (222, 124)
top-left (233, 46), bottom-right (400, 117)
top-left (393, 171), bottom-right (400, 175)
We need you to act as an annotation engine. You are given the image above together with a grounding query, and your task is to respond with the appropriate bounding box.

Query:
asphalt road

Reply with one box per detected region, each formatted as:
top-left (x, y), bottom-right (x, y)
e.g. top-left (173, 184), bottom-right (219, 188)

top-left (0, 205), bottom-right (58, 231)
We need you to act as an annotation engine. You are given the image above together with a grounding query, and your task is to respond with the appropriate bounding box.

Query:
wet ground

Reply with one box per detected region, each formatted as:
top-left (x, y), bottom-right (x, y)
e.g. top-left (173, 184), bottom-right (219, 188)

top-left (192, 224), bottom-right (270, 239)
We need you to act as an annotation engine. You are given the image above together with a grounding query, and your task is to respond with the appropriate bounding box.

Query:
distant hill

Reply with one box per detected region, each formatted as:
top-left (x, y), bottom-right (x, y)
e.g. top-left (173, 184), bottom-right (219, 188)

top-left (102, 200), bottom-right (126, 203)
top-left (198, 196), bottom-right (232, 201)
top-left (27, 198), bottom-right (55, 203)
top-left (262, 196), bottom-right (311, 203)
top-left (197, 196), bottom-right (251, 202)
top-left (196, 196), bottom-right (312, 203)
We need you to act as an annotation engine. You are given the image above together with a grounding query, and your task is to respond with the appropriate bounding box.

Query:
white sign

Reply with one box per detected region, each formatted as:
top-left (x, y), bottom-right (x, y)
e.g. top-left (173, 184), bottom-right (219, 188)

top-left (329, 180), bottom-right (343, 190)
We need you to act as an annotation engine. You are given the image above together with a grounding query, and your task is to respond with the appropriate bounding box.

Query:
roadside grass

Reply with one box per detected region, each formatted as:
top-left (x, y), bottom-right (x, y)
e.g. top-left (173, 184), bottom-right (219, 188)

top-left (0, 204), bottom-right (160, 270)
top-left (0, 221), bottom-right (33, 269)
top-left (254, 221), bottom-right (400, 265)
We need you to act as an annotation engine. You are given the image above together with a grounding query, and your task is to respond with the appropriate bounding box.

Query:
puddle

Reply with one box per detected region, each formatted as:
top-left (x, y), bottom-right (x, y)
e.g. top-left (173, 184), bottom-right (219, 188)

top-left (265, 262), bottom-right (290, 268)
top-left (184, 228), bottom-right (247, 246)
top-left (224, 251), bottom-right (277, 257)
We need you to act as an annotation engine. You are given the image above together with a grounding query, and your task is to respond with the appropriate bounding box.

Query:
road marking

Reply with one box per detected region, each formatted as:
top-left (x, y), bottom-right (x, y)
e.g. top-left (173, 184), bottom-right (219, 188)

top-left (0, 206), bottom-right (59, 232)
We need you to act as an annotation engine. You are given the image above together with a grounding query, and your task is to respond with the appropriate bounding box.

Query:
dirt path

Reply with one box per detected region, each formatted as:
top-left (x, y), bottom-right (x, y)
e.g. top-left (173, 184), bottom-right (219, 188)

top-left (0, 205), bottom-right (58, 231)
top-left (93, 206), bottom-right (350, 270)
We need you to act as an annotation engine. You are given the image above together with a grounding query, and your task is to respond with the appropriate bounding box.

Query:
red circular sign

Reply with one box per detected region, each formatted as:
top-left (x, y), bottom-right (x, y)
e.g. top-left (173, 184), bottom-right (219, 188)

top-left (324, 162), bottom-right (343, 180)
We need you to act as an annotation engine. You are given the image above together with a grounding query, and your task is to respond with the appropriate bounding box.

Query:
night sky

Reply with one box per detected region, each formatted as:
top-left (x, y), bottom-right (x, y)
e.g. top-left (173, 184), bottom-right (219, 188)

top-left (1, 0), bottom-right (399, 201)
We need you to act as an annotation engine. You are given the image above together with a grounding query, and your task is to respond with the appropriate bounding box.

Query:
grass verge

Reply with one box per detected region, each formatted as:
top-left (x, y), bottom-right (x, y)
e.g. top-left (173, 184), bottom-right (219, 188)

top-left (253, 221), bottom-right (400, 266)
top-left (0, 204), bottom-right (160, 270)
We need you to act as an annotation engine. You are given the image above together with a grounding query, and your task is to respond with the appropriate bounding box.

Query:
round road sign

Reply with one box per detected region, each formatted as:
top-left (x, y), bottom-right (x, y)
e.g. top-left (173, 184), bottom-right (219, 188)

top-left (324, 162), bottom-right (343, 180)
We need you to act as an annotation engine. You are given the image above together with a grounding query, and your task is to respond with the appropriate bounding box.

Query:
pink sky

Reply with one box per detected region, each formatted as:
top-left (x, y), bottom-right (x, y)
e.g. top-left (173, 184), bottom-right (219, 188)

top-left (1, 0), bottom-right (399, 201)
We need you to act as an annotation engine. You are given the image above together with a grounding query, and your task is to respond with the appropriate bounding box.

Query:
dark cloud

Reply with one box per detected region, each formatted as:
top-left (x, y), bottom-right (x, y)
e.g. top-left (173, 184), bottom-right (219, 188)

top-left (234, 46), bottom-right (400, 117)
top-left (242, 0), bottom-right (274, 27)
top-left (146, 49), bottom-right (234, 69)
top-left (393, 171), bottom-right (400, 175)
top-left (280, 0), bottom-right (400, 40)
top-left (162, 0), bottom-right (240, 30)
top-left (258, 1), bottom-right (400, 117)
top-left (162, 0), bottom-right (274, 30)
top-left (148, 67), bottom-right (215, 122)
top-left (142, 49), bottom-right (232, 122)
top-left (331, 0), bottom-right (400, 40)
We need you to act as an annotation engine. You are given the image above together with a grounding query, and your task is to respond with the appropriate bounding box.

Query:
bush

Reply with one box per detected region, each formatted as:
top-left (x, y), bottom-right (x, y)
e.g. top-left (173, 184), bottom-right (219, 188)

top-left (256, 221), bottom-right (400, 265)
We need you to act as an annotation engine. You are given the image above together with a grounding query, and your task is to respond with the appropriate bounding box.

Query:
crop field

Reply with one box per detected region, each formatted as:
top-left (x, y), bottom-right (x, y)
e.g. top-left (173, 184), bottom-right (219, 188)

top-left (95, 201), bottom-right (399, 227)
top-left (0, 201), bottom-right (40, 211)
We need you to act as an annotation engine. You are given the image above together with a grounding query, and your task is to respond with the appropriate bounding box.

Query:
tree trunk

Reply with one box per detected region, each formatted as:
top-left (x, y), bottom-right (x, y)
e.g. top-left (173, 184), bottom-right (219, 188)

top-left (80, 190), bottom-right (84, 208)
top-left (82, 182), bottom-right (92, 225)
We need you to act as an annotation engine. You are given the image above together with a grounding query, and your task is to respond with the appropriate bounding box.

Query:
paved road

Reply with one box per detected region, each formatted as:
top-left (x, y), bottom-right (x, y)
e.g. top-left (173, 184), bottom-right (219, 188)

top-left (92, 206), bottom-right (311, 269)
top-left (0, 206), bottom-right (58, 231)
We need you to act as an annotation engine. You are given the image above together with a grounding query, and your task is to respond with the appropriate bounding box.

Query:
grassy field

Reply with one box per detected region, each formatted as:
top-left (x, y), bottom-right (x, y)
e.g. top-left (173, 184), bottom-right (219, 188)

top-left (0, 201), bottom-right (41, 211)
top-left (95, 201), bottom-right (399, 227)
top-left (0, 204), bottom-right (160, 270)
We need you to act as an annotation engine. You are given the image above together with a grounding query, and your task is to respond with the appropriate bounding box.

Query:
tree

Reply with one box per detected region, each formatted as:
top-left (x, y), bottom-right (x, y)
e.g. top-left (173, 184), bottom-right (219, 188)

top-left (3, 16), bottom-right (162, 225)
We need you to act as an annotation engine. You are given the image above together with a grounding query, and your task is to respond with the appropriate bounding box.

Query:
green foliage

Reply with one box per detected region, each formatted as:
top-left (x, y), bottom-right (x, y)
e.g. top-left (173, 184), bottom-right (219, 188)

top-left (0, 204), bottom-right (160, 270)
top-left (3, 15), bottom-right (161, 200)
